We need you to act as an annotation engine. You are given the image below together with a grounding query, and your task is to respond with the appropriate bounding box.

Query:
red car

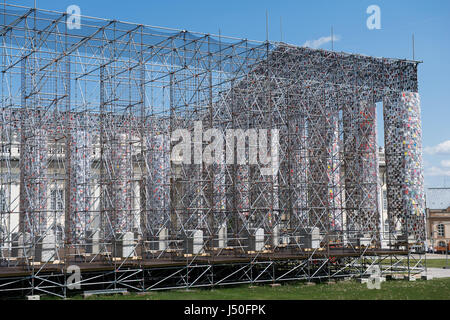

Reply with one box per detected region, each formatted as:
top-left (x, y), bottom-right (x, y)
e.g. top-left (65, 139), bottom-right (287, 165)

top-left (434, 241), bottom-right (450, 254)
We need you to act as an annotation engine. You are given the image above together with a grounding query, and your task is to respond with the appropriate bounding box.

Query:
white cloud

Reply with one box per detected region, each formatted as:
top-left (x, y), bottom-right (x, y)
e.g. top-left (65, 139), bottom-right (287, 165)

top-left (303, 35), bottom-right (341, 49)
top-left (424, 140), bottom-right (450, 155)
top-left (425, 166), bottom-right (450, 177)
top-left (441, 160), bottom-right (450, 168)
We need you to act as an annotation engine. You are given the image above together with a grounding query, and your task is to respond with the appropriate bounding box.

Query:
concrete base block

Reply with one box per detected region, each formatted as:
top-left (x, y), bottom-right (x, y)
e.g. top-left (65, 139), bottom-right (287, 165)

top-left (272, 225), bottom-right (280, 247)
top-left (304, 282), bottom-right (316, 286)
top-left (360, 238), bottom-right (372, 247)
top-left (113, 232), bottom-right (136, 258)
top-left (159, 228), bottom-right (169, 251)
top-left (253, 228), bottom-right (265, 252)
top-left (406, 275), bottom-right (416, 281)
top-left (269, 283), bottom-right (281, 287)
top-left (357, 278), bottom-right (368, 283)
top-left (83, 289), bottom-right (127, 298)
top-left (421, 274), bottom-right (433, 281)
top-left (214, 224), bottom-right (227, 248)
top-left (184, 230), bottom-right (204, 254)
top-left (36, 234), bottom-right (57, 262)
top-left (243, 228), bottom-right (265, 252)
top-left (299, 227), bottom-right (321, 249)
top-left (136, 292), bottom-right (153, 296)
top-left (343, 277), bottom-right (352, 281)
top-left (86, 230), bottom-right (100, 254)
top-left (26, 295), bottom-right (40, 300)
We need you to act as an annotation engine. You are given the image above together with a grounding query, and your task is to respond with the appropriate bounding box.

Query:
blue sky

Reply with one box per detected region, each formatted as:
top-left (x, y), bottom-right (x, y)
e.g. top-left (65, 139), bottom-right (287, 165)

top-left (9, 0), bottom-right (450, 187)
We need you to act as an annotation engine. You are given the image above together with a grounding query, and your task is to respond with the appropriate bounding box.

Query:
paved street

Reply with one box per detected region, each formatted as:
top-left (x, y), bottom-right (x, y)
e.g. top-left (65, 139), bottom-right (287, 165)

top-left (426, 253), bottom-right (449, 260)
top-left (425, 268), bottom-right (450, 278)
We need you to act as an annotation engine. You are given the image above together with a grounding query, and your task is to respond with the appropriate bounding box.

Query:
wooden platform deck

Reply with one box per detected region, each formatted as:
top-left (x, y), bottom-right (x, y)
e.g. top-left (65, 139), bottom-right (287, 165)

top-left (0, 248), bottom-right (411, 278)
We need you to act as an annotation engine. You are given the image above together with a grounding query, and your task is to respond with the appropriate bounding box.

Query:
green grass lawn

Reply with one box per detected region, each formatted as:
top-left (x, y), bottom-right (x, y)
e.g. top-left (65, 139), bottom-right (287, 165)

top-left (424, 259), bottom-right (450, 268)
top-left (51, 278), bottom-right (450, 300)
top-left (378, 259), bottom-right (449, 268)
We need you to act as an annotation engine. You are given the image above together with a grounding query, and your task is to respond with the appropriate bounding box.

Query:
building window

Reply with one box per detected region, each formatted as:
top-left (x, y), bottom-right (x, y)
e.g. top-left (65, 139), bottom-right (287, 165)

top-left (1, 144), bottom-right (10, 153)
top-left (0, 189), bottom-right (6, 212)
top-left (437, 224), bottom-right (445, 237)
top-left (51, 189), bottom-right (64, 212)
top-left (384, 220), bottom-right (389, 233)
top-left (438, 241), bottom-right (446, 248)
top-left (382, 190), bottom-right (387, 211)
top-left (52, 224), bottom-right (64, 242)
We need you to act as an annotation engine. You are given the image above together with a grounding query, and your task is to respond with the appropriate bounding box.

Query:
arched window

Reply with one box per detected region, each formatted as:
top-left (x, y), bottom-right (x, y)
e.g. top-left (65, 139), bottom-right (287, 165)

top-left (437, 224), bottom-right (445, 237)
top-left (50, 189), bottom-right (64, 212)
top-left (438, 241), bottom-right (446, 247)
top-left (384, 220), bottom-right (389, 233)
top-left (382, 190), bottom-right (387, 211)
top-left (52, 224), bottom-right (64, 243)
top-left (0, 189), bottom-right (6, 212)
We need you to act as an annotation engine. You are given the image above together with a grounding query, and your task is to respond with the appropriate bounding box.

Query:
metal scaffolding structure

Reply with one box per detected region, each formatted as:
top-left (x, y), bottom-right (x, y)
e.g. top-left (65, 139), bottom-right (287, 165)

top-left (0, 3), bottom-right (426, 298)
